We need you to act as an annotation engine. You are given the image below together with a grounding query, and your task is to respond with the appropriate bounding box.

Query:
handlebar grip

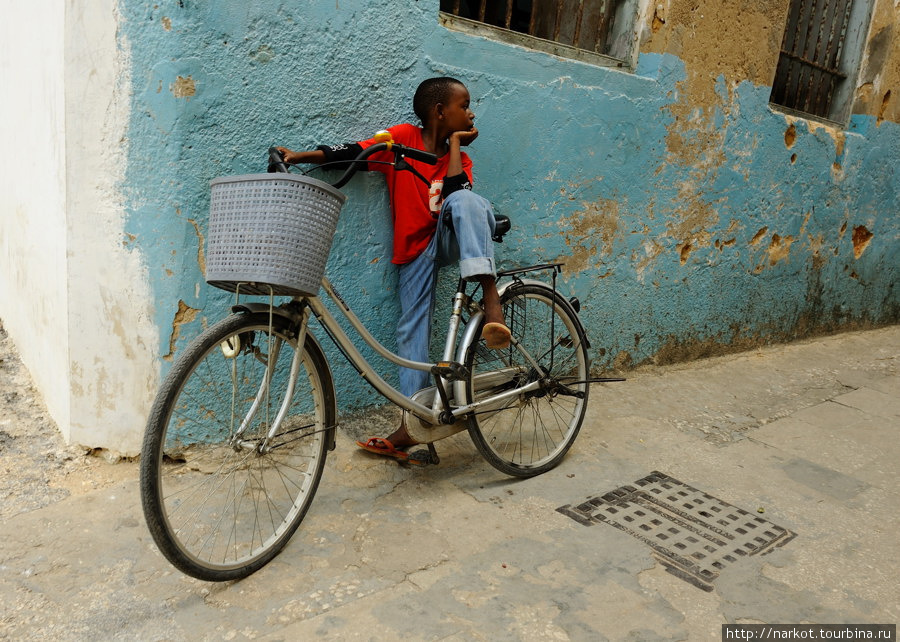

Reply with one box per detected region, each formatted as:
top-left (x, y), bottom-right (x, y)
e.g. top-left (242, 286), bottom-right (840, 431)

top-left (267, 147), bottom-right (289, 173)
top-left (396, 145), bottom-right (438, 166)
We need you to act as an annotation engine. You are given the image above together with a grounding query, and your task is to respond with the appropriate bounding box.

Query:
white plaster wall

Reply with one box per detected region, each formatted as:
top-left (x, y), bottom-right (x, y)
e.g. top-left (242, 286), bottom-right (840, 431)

top-left (0, 1), bottom-right (71, 436)
top-left (64, 0), bottom-right (159, 454)
top-left (1, 0), bottom-right (158, 454)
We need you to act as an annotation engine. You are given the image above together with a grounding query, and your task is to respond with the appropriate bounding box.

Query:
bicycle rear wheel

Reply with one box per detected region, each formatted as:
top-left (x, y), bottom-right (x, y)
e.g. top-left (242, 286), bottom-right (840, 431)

top-left (140, 311), bottom-right (334, 581)
top-left (464, 283), bottom-right (590, 477)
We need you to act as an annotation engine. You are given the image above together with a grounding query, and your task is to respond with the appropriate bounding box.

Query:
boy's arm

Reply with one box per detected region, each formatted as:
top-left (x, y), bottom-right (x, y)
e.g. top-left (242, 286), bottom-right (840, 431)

top-left (276, 147), bottom-right (326, 164)
top-left (276, 143), bottom-right (366, 166)
top-left (442, 127), bottom-right (477, 197)
top-left (446, 127), bottom-right (478, 177)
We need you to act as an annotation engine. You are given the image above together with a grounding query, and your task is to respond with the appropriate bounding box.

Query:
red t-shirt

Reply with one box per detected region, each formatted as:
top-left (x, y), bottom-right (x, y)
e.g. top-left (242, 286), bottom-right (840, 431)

top-left (357, 124), bottom-right (474, 264)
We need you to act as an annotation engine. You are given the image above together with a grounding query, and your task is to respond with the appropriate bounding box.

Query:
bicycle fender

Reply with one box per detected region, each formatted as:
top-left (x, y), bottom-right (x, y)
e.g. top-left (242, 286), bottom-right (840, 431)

top-left (496, 277), bottom-right (546, 298)
top-left (231, 302), bottom-right (305, 324)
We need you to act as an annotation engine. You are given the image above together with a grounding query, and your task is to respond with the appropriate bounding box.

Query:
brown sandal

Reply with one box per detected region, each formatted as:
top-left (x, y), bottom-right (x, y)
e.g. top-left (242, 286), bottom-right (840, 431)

top-left (355, 437), bottom-right (427, 466)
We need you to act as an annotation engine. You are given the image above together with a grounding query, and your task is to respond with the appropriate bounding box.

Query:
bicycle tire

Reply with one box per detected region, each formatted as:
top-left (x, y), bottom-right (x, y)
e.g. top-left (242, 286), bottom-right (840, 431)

top-left (140, 311), bottom-right (334, 581)
top-left (464, 283), bottom-right (590, 477)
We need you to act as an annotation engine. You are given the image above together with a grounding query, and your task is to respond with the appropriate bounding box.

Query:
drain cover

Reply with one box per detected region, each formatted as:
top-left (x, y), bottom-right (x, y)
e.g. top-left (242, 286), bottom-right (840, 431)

top-left (557, 471), bottom-right (796, 591)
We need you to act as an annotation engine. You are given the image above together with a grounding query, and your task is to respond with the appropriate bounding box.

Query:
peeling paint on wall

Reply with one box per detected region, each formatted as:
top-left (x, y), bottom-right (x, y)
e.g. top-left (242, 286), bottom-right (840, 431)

top-left (750, 227), bottom-right (769, 245)
top-left (555, 199), bottom-right (620, 273)
top-left (784, 124), bottom-right (797, 148)
top-left (187, 218), bottom-right (205, 273)
top-left (164, 300), bottom-right (199, 361)
top-left (171, 75), bottom-right (195, 98)
top-left (766, 233), bottom-right (794, 266)
top-left (877, 90), bottom-right (892, 125)
top-left (852, 225), bottom-right (874, 259)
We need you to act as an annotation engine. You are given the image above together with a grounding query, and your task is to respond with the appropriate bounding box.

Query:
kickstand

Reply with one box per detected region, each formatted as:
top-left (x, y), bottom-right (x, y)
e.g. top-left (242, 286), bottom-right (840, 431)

top-left (408, 443), bottom-right (441, 466)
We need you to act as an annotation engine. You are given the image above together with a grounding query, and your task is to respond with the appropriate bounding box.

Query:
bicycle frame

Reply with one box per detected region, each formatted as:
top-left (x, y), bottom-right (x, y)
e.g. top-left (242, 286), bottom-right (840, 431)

top-left (308, 275), bottom-right (548, 421)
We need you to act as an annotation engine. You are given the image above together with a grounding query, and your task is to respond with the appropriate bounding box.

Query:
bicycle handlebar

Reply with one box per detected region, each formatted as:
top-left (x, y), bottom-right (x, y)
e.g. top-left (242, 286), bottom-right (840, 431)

top-left (267, 138), bottom-right (439, 189)
top-left (394, 145), bottom-right (439, 166)
top-left (267, 147), bottom-right (289, 173)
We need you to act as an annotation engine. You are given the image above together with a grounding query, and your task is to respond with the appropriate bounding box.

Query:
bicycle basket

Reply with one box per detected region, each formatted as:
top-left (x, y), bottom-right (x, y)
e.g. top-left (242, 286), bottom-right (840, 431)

top-left (205, 173), bottom-right (347, 297)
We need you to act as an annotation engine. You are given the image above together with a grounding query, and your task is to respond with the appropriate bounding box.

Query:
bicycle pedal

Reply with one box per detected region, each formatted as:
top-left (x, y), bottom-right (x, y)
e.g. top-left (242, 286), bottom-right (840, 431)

top-left (431, 361), bottom-right (469, 381)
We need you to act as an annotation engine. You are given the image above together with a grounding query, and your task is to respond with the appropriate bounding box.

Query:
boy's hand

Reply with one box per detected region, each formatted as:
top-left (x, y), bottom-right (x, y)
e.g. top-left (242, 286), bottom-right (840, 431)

top-left (276, 146), bottom-right (299, 164)
top-left (450, 127), bottom-right (479, 147)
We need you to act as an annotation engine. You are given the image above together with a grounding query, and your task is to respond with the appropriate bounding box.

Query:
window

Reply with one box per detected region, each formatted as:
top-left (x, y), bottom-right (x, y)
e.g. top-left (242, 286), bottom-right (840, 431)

top-left (770, 0), bottom-right (875, 125)
top-left (439, 0), bottom-right (642, 68)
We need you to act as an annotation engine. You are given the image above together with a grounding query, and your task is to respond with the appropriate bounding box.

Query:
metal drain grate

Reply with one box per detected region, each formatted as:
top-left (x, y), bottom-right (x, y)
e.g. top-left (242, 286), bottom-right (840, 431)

top-left (557, 471), bottom-right (796, 591)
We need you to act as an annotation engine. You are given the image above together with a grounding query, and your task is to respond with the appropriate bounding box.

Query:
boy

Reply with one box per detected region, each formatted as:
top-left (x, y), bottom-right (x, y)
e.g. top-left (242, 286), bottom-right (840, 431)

top-left (277, 77), bottom-right (509, 462)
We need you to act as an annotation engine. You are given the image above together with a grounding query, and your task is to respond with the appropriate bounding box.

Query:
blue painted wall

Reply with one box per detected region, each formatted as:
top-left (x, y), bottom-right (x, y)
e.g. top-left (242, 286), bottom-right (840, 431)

top-left (122, 0), bottom-right (899, 408)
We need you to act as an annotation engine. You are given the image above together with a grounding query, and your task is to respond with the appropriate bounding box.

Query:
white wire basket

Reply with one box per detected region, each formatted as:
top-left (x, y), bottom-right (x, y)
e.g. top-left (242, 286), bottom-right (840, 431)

top-left (205, 173), bottom-right (347, 297)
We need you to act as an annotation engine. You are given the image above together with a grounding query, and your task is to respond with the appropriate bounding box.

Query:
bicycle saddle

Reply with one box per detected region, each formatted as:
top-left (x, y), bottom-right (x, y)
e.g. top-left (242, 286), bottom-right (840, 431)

top-left (492, 214), bottom-right (511, 243)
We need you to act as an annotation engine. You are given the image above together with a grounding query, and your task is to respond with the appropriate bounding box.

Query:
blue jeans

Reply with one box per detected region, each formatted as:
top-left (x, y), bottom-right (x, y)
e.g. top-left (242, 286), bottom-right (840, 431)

top-left (396, 190), bottom-right (497, 397)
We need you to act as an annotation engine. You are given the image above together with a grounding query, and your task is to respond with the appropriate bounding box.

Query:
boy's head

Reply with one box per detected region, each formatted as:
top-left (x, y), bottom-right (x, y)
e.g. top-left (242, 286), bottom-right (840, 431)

top-left (413, 77), bottom-right (467, 125)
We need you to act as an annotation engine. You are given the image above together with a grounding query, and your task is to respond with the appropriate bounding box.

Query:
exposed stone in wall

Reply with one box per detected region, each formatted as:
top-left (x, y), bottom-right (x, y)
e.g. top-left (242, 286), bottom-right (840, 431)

top-left (643, 0), bottom-right (786, 87)
top-left (171, 75), bottom-right (196, 98)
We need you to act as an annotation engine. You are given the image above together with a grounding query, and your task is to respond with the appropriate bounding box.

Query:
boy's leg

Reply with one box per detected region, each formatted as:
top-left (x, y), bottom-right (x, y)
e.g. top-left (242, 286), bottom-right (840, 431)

top-left (396, 239), bottom-right (439, 399)
top-left (360, 245), bottom-right (438, 453)
top-left (359, 192), bottom-right (504, 455)
top-left (396, 189), bottom-right (497, 391)
top-left (438, 190), bottom-right (495, 278)
top-left (440, 190), bottom-right (510, 347)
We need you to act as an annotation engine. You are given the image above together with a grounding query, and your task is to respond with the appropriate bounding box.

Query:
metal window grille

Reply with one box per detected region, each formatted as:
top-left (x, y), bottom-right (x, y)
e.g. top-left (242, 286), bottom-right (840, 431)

top-left (770, 0), bottom-right (858, 120)
top-left (440, 0), bottom-right (628, 59)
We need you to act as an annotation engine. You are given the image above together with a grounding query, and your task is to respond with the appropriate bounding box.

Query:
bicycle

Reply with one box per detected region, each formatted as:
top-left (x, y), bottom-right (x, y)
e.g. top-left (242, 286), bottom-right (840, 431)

top-left (139, 132), bottom-right (620, 581)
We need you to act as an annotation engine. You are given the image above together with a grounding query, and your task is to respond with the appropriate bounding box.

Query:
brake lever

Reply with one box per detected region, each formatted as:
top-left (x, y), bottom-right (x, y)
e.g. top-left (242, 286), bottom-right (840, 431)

top-left (395, 155), bottom-right (431, 186)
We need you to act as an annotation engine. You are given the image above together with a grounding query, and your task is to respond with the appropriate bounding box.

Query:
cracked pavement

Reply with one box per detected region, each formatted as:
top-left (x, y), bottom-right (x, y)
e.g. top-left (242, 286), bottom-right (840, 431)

top-left (0, 324), bottom-right (898, 640)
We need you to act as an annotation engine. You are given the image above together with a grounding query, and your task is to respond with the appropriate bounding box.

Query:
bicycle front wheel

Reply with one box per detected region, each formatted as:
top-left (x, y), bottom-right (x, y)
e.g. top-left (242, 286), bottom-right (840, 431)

top-left (465, 283), bottom-right (590, 477)
top-left (140, 311), bottom-right (334, 581)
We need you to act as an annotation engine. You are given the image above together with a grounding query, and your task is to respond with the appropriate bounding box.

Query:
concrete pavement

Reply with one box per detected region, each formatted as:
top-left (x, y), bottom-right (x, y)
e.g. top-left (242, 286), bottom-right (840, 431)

top-left (1, 325), bottom-right (898, 640)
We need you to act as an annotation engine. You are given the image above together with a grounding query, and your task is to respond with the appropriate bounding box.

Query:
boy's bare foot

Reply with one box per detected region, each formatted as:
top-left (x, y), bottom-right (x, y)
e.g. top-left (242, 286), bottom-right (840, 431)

top-left (482, 322), bottom-right (512, 349)
top-left (478, 275), bottom-right (510, 349)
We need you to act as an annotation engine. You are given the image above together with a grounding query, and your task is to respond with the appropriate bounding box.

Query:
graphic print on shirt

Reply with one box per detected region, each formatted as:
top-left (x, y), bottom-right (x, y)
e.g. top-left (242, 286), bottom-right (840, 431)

top-left (428, 180), bottom-right (444, 214)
